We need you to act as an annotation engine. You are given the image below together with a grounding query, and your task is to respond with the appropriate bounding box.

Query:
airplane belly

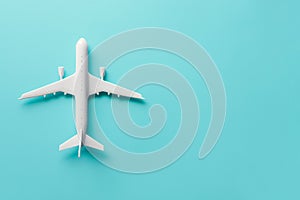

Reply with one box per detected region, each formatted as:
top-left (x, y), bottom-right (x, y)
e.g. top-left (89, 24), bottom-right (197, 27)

top-left (75, 95), bottom-right (88, 133)
top-left (74, 74), bottom-right (88, 133)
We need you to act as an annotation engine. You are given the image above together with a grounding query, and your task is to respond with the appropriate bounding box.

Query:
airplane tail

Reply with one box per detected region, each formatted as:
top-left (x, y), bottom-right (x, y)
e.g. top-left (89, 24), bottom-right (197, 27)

top-left (84, 135), bottom-right (104, 151)
top-left (59, 134), bottom-right (104, 157)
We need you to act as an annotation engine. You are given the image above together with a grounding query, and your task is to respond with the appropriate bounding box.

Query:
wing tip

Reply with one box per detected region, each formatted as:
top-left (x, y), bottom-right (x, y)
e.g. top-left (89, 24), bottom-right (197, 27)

top-left (133, 93), bottom-right (145, 100)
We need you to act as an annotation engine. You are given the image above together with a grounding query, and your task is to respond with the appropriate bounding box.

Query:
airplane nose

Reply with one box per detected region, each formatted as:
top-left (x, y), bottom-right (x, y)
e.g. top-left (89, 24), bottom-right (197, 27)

top-left (76, 38), bottom-right (87, 49)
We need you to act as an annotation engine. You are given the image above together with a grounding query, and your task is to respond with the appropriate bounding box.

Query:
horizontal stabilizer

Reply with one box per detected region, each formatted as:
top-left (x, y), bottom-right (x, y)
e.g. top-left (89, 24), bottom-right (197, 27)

top-left (59, 135), bottom-right (79, 151)
top-left (84, 135), bottom-right (104, 151)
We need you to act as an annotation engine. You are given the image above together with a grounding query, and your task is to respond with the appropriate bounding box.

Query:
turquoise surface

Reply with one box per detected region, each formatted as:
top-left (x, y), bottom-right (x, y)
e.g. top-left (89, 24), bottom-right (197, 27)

top-left (1, 0), bottom-right (299, 199)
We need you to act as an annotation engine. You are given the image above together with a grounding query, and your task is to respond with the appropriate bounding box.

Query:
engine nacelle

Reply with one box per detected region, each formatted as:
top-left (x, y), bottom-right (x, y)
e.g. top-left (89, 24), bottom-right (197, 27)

top-left (99, 67), bottom-right (105, 80)
top-left (58, 66), bottom-right (64, 80)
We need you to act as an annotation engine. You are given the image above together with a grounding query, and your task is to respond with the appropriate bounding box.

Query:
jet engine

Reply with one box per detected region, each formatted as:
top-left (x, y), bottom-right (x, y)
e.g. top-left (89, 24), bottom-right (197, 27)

top-left (99, 67), bottom-right (105, 80)
top-left (58, 66), bottom-right (64, 80)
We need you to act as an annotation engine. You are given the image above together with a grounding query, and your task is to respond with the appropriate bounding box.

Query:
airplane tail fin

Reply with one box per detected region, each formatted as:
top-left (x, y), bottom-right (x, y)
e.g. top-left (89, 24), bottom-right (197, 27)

top-left (59, 134), bottom-right (104, 157)
top-left (59, 135), bottom-right (82, 157)
top-left (84, 135), bottom-right (104, 151)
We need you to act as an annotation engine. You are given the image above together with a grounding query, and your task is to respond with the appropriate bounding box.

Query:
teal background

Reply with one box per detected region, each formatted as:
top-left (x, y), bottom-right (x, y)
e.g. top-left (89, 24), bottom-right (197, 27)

top-left (1, 0), bottom-right (299, 199)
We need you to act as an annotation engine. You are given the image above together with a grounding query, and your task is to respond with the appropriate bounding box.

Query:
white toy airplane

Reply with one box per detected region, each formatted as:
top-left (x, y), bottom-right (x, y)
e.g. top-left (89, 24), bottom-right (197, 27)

top-left (19, 38), bottom-right (144, 157)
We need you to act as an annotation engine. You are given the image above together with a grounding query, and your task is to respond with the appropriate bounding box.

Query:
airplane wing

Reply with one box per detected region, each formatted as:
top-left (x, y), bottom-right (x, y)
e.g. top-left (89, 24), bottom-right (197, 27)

top-left (88, 74), bottom-right (144, 99)
top-left (19, 75), bottom-right (76, 100)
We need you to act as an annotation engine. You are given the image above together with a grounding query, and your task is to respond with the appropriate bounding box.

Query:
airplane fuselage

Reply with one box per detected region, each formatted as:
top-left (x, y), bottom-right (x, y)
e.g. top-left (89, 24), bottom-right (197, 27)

top-left (74, 38), bottom-right (89, 142)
